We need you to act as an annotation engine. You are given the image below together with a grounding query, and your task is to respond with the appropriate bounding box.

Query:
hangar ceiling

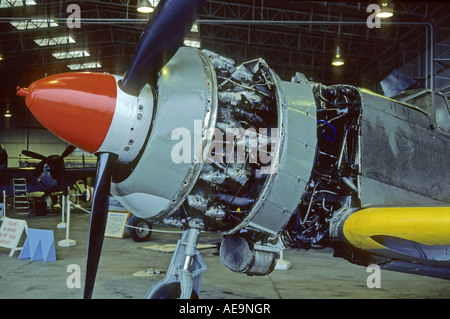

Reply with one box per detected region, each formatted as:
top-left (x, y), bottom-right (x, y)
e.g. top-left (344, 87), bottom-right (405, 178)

top-left (0, 0), bottom-right (449, 123)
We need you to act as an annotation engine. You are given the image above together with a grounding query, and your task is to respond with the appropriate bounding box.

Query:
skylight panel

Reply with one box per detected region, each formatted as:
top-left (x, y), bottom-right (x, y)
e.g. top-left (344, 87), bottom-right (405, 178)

top-left (11, 19), bottom-right (59, 30)
top-left (190, 23), bottom-right (199, 33)
top-left (52, 50), bottom-right (90, 59)
top-left (34, 36), bottom-right (76, 47)
top-left (184, 39), bottom-right (201, 48)
top-left (67, 62), bottom-right (102, 70)
top-left (0, 0), bottom-right (36, 8)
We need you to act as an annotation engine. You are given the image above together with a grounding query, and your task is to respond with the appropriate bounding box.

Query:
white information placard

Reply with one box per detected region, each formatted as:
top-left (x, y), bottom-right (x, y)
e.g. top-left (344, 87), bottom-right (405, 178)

top-left (0, 218), bottom-right (28, 257)
top-left (105, 211), bottom-right (130, 239)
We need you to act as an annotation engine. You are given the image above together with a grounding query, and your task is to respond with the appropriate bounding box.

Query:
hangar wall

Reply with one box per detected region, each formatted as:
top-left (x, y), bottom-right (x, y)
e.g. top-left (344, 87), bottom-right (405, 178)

top-left (1, 109), bottom-right (94, 168)
top-left (397, 36), bottom-right (450, 95)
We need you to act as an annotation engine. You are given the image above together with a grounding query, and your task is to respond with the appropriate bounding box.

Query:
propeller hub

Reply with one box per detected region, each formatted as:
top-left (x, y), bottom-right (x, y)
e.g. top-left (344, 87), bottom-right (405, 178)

top-left (17, 73), bottom-right (117, 154)
top-left (17, 72), bottom-right (154, 164)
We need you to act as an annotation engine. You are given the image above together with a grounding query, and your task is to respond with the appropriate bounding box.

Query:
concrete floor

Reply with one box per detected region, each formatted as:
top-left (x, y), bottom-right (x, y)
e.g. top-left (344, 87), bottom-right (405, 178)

top-left (0, 206), bottom-right (449, 300)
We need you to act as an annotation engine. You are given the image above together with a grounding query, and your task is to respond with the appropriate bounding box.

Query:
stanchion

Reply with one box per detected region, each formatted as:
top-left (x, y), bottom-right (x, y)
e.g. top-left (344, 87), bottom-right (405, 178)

top-left (58, 189), bottom-right (76, 247)
top-left (57, 194), bottom-right (67, 229)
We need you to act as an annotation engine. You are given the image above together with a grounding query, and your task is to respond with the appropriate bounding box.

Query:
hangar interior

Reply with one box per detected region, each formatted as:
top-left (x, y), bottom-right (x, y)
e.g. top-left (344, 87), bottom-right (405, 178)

top-left (1, 1), bottom-right (449, 164)
top-left (0, 0), bottom-right (449, 299)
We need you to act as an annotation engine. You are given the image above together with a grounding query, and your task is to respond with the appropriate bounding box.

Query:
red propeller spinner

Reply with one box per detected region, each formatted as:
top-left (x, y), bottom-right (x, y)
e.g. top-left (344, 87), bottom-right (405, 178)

top-left (17, 72), bottom-right (116, 153)
top-left (17, 72), bottom-right (153, 164)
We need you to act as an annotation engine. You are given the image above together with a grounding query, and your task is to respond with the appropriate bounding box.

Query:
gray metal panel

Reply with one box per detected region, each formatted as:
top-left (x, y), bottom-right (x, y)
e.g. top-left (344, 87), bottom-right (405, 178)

top-left (283, 139), bottom-right (315, 184)
top-left (250, 201), bottom-right (291, 235)
top-left (250, 175), bottom-right (308, 233)
top-left (246, 80), bottom-right (317, 234)
top-left (111, 47), bottom-right (213, 219)
top-left (358, 89), bottom-right (450, 206)
top-left (358, 176), bottom-right (444, 207)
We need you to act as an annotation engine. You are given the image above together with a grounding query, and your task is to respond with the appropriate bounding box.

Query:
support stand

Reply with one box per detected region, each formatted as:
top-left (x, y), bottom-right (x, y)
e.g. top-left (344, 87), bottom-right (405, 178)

top-left (146, 228), bottom-right (206, 299)
top-left (58, 191), bottom-right (76, 247)
top-left (57, 194), bottom-right (67, 229)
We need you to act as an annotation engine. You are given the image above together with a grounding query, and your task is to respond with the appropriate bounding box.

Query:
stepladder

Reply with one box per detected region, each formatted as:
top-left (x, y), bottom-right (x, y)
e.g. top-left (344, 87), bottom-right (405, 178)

top-left (12, 178), bottom-right (30, 215)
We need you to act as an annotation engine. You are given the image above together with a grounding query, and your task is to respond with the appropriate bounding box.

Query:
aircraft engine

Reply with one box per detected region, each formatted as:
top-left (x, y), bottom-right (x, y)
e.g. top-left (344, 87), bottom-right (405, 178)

top-left (110, 47), bottom-right (449, 275)
top-left (18, 46), bottom-right (450, 278)
top-left (108, 47), bottom-right (361, 275)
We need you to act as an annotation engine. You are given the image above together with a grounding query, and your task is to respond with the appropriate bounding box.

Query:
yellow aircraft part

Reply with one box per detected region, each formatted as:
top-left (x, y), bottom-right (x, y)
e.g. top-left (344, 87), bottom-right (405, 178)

top-left (342, 207), bottom-right (450, 250)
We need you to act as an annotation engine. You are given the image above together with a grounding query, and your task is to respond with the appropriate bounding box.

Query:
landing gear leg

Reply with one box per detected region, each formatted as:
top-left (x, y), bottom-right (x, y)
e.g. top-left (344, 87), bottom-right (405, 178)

top-left (146, 228), bottom-right (206, 299)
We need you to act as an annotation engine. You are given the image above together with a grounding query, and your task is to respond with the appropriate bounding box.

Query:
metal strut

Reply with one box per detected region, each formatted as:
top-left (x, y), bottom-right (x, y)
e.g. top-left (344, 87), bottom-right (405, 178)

top-left (146, 228), bottom-right (207, 299)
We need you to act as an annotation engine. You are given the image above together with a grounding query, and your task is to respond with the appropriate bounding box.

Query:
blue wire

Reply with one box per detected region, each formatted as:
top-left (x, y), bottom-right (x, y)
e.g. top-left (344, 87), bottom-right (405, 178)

top-left (317, 120), bottom-right (337, 142)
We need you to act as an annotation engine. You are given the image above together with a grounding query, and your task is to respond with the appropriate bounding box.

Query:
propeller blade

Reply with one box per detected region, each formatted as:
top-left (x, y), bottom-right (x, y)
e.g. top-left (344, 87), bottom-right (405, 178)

top-left (61, 145), bottom-right (76, 158)
top-left (84, 152), bottom-right (117, 299)
top-left (121, 0), bottom-right (206, 96)
top-left (22, 150), bottom-right (48, 161)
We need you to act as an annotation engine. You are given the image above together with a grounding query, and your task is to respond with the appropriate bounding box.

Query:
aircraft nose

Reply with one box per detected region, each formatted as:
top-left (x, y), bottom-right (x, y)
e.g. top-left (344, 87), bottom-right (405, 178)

top-left (17, 71), bottom-right (154, 164)
top-left (17, 72), bottom-right (117, 154)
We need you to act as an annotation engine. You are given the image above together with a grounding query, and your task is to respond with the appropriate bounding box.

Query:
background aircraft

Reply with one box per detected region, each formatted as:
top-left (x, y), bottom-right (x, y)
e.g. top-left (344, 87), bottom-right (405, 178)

top-left (0, 144), bottom-right (96, 212)
top-left (16, 0), bottom-right (449, 299)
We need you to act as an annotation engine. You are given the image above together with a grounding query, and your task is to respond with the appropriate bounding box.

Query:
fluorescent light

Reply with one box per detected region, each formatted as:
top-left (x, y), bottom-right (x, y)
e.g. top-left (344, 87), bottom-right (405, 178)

top-left (0, 0), bottom-right (36, 8)
top-left (331, 59), bottom-right (345, 66)
top-left (184, 39), bottom-right (200, 48)
top-left (331, 46), bottom-right (344, 66)
top-left (34, 36), bottom-right (76, 47)
top-left (137, 6), bottom-right (153, 13)
top-left (11, 19), bottom-right (58, 30)
top-left (376, 3), bottom-right (394, 18)
top-left (4, 110), bottom-right (12, 118)
top-left (376, 11), bottom-right (393, 18)
top-left (52, 50), bottom-right (90, 59)
top-left (137, 0), bottom-right (160, 13)
top-left (67, 62), bottom-right (101, 70)
top-left (137, 0), bottom-right (153, 13)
